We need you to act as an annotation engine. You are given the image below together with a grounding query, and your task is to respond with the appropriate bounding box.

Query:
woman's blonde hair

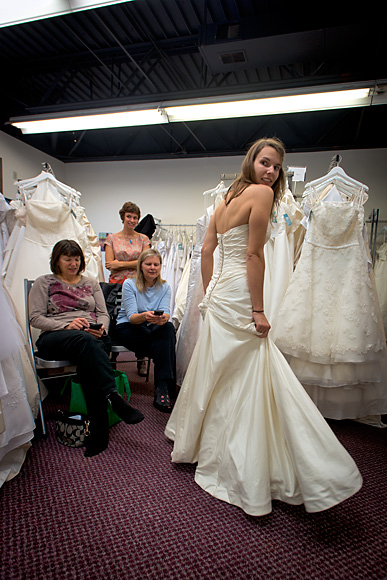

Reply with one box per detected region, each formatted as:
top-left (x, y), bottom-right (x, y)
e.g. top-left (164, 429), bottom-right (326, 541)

top-left (225, 137), bottom-right (286, 213)
top-left (136, 248), bottom-right (166, 292)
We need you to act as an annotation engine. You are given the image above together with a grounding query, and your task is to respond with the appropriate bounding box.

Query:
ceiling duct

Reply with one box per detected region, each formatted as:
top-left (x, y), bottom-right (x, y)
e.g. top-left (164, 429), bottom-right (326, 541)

top-left (199, 22), bottom-right (362, 73)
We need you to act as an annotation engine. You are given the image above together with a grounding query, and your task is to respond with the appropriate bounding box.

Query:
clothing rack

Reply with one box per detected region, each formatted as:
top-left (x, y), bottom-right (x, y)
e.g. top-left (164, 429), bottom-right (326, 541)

top-left (154, 222), bottom-right (197, 242)
top-left (366, 211), bottom-right (387, 264)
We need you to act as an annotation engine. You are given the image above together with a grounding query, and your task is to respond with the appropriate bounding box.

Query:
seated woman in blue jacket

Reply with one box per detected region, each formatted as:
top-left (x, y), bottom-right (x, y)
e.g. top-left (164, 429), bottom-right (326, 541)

top-left (114, 248), bottom-right (176, 413)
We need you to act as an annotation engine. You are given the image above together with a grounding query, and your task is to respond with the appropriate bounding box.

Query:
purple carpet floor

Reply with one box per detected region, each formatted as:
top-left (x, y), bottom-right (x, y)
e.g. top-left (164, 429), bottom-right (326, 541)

top-left (1, 358), bottom-right (387, 580)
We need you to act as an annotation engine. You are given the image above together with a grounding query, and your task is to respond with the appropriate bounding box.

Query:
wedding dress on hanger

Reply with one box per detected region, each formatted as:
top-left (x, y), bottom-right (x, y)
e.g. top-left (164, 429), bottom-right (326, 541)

top-left (163, 230), bottom-right (189, 315)
top-left (271, 167), bottom-right (387, 421)
top-left (172, 255), bottom-right (192, 330)
top-left (175, 209), bottom-right (212, 386)
top-left (263, 189), bottom-right (304, 325)
top-left (2, 171), bottom-right (102, 331)
top-left (0, 196), bottom-right (35, 486)
top-left (0, 281), bottom-right (35, 487)
top-left (175, 183), bottom-right (226, 386)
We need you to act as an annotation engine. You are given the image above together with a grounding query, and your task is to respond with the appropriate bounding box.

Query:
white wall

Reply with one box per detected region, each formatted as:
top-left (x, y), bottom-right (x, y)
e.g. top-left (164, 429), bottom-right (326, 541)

top-left (0, 131), bottom-right (66, 197)
top-left (66, 156), bottom-right (245, 233)
top-left (1, 130), bottom-right (386, 235)
top-left (67, 148), bottom-right (387, 235)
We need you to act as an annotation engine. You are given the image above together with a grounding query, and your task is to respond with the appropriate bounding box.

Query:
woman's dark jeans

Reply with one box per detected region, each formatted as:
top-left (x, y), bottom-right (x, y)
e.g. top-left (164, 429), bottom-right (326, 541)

top-left (36, 329), bottom-right (115, 441)
top-left (114, 321), bottom-right (176, 395)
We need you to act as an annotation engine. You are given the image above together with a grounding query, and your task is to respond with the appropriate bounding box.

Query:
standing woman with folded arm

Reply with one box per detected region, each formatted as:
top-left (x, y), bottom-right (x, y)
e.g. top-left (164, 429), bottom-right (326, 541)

top-left (104, 201), bottom-right (151, 376)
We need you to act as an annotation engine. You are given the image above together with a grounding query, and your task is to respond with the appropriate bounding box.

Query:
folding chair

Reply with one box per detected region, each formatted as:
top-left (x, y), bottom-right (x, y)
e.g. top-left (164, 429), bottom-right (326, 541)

top-left (100, 282), bottom-right (151, 381)
top-left (24, 279), bottom-right (77, 437)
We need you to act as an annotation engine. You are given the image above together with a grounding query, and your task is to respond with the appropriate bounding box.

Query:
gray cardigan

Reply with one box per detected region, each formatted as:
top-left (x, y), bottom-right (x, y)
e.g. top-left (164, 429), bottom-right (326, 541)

top-left (29, 274), bottom-right (110, 332)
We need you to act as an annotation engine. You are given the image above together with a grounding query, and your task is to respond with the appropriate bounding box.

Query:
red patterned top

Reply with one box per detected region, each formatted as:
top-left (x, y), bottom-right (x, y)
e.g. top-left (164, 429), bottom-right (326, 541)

top-left (104, 232), bottom-right (150, 283)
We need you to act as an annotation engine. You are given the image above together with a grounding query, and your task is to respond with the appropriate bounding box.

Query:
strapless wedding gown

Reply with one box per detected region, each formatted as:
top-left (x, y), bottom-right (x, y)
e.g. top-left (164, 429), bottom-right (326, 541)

top-left (165, 224), bottom-right (362, 516)
top-left (271, 201), bottom-right (387, 419)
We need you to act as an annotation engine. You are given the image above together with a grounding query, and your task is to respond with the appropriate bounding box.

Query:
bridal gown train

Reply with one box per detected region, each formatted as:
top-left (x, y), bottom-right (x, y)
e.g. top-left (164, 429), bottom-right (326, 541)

top-left (165, 224), bottom-right (362, 516)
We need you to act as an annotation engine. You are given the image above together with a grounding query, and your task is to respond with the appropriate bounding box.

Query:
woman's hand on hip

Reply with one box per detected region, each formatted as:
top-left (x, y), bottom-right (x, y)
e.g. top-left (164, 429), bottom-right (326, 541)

top-left (253, 312), bottom-right (270, 338)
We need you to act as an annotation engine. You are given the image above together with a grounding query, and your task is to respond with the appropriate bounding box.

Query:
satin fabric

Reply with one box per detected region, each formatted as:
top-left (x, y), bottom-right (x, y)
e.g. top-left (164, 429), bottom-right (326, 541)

top-left (165, 224), bottom-right (362, 516)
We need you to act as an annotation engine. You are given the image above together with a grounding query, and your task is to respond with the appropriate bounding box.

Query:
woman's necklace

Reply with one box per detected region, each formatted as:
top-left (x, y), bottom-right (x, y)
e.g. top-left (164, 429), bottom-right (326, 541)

top-left (121, 230), bottom-right (137, 244)
top-left (57, 274), bottom-right (81, 287)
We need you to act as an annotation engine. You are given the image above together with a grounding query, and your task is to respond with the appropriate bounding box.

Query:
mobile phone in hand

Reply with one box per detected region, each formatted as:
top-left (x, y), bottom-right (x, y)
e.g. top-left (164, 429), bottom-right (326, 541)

top-left (153, 310), bottom-right (164, 316)
top-left (89, 322), bottom-right (103, 330)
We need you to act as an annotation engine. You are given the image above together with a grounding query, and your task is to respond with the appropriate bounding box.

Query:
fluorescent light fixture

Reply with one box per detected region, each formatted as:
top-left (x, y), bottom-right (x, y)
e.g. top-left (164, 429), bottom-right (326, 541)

top-left (166, 88), bottom-right (371, 122)
top-left (10, 86), bottom-right (379, 134)
top-left (0, 1), bottom-right (132, 28)
top-left (11, 108), bottom-right (169, 134)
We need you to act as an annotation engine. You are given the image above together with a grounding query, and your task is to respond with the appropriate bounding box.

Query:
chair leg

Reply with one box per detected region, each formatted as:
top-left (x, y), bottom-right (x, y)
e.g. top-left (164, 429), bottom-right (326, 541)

top-left (33, 386), bottom-right (47, 438)
top-left (38, 397), bottom-right (47, 438)
top-left (145, 358), bottom-right (151, 382)
top-left (110, 351), bottom-right (118, 369)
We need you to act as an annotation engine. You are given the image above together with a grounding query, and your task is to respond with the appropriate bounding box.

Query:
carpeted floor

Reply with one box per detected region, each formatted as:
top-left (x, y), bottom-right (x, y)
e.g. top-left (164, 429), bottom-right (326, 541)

top-left (1, 358), bottom-right (387, 580)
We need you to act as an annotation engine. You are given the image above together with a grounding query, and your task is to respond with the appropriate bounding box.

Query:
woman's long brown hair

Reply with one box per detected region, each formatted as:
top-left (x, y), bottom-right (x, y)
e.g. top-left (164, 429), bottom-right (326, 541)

top-left (225, 137), bottom-right (286, 214)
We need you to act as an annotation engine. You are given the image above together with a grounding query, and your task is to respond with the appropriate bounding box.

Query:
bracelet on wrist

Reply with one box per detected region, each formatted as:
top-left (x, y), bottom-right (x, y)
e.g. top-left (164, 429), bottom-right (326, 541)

top-left (253, 309), bottom-right (264, 313)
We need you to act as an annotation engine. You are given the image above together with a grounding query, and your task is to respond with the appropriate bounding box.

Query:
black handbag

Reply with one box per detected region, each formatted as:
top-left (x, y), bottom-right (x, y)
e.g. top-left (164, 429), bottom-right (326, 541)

top-left (55, 410), bottom-right (90, 448)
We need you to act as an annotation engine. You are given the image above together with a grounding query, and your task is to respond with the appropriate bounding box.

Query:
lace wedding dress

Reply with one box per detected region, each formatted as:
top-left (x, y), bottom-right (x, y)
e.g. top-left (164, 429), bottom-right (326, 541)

top-left (272, 200), bottom-right (387, 419)
top-left (165, 224), bottom-right (362, 516)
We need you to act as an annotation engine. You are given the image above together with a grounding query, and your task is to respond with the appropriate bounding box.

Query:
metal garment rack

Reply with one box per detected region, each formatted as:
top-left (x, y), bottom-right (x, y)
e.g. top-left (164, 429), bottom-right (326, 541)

top-left (367, 211), bottom-right (387, 265)
top-left (157, 223), bottom-right (196, 227)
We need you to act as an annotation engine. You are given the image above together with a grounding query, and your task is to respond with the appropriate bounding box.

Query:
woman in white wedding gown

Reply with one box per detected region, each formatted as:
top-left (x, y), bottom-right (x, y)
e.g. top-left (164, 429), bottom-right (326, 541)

top-left (165, 137), bottom-right (362, 516)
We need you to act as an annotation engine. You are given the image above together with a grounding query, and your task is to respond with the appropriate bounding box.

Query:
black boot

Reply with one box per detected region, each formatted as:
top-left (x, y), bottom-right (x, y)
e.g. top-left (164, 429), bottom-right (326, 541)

top-left (84, 431), bottom-right (109, 457)
top-left (106, 391), bottom-right (144, 424)
top-left (84, 408), bottom-right (109, 458)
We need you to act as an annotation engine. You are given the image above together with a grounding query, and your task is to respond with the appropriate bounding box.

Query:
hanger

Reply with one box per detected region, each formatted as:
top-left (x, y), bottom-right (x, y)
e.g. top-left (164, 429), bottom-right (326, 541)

top-left (376, 226), bottom-right (387, 239)
top-left (302, 155), bottom-right (369, 207)
top-left (202, 180), bottom-right (228, 197)
top-left (16, 171), bottom-right (81, 208)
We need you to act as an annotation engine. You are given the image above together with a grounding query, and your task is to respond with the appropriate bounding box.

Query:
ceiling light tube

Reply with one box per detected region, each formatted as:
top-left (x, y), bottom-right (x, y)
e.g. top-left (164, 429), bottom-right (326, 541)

top-left (11, 108), bottom-right (169, 134)
top-left (10, 87), bottom-right (374, 134)
top-left (165, 89), bottom-right (372, 122)
top-left (0, 1), bottom-right (132, 28)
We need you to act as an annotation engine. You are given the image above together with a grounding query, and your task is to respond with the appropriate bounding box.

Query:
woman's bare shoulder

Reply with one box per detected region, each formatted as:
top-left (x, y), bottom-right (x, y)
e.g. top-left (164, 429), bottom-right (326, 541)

top-left (245, 183), bottom-right (273, 196)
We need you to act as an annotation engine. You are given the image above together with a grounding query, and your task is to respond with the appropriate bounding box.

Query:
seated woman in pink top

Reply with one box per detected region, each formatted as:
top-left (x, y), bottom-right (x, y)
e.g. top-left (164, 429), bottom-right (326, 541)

top-left (104, 201), bottom-right (151, 284)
